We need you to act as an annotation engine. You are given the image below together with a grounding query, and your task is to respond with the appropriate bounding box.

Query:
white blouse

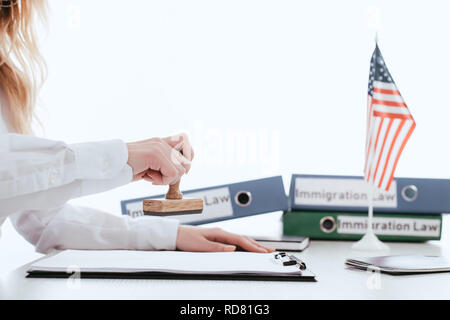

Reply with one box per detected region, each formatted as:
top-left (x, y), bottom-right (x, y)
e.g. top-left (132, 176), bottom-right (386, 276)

top-left (0, 94), bottom-right (179, 254)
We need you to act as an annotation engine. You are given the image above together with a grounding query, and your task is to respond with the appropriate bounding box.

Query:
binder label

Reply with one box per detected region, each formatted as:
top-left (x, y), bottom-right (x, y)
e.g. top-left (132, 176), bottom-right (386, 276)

top-left (174, 187), bottom-right (233, 223)
top-left (337, 216), bottom-right (441, 237)
top-left (294, 178), bottom-right (398, 208)
top-left (124, 187), bottom-right (234, 224)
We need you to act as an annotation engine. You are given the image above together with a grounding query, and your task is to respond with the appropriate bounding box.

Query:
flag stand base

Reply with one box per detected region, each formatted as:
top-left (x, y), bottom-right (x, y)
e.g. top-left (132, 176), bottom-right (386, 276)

top-left (351, 230), bottom-right (390, 253)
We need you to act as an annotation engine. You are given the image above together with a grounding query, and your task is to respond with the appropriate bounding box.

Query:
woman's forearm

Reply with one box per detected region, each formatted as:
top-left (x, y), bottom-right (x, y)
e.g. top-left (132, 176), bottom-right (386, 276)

top-left (10, 204), bottom-right (179, 254)
top-left (0, 134), bottom-right (131, 216)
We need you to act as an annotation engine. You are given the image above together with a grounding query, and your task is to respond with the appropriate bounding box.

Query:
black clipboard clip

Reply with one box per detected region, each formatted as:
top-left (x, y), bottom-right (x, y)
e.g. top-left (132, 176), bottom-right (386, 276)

top-left (274, 252), bottom-right (307, 270)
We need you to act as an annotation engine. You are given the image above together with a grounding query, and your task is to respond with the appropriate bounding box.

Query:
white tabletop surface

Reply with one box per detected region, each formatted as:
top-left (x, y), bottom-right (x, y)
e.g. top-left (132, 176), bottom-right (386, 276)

top-left (1, 212), bottom-right (449, 300)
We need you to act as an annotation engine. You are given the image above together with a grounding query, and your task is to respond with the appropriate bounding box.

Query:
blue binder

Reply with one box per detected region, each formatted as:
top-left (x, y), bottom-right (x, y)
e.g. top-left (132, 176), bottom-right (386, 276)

top-left (121, 176), bottom-right (288, 225)
top-left (289, 174), bottom-right (450, 214)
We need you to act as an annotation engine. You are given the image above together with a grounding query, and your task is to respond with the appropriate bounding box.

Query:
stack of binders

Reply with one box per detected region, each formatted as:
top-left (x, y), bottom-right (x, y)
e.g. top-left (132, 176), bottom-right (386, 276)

top-left (121, 174), bottom-right (448, 242)
top-left (283, 174), bottom-right (447, 242)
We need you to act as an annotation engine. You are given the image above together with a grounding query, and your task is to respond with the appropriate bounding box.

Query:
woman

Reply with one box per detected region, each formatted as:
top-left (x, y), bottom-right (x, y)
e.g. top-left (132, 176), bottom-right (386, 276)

top-left (0, 1), bottom-right (273, 254)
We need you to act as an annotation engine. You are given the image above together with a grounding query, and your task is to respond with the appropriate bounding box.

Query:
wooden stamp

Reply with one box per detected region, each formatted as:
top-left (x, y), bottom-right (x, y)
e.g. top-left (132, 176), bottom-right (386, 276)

top-left (143, 180), bottom-right (204, 216)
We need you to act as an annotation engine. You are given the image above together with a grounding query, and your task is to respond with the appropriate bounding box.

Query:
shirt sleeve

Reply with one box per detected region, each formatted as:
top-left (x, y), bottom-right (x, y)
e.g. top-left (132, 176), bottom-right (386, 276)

top-left (0, 134), bottom-right (133, 217)
top-left (9, 204), bottom-right (180, 254)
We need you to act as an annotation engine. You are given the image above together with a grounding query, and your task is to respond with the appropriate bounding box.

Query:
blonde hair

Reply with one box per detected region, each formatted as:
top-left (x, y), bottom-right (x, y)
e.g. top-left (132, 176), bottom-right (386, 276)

top-left (0, 0), bottom-right (47, 134)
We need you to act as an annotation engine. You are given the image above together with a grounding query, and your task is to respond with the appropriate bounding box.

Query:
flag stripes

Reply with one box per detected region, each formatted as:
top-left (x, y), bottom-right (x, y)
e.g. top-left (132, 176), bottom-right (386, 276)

top-left (364, 44), bottom-right (416, 191)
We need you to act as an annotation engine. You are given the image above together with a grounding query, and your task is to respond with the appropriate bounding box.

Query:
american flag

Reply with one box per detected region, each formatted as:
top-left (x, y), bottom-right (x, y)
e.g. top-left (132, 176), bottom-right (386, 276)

top-left (364, 44), bottom-right (416, 191)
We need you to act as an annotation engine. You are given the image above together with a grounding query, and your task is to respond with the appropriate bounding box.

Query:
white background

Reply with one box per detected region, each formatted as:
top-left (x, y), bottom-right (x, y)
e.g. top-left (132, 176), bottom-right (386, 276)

top-left (1, 0), bottom-right (449, 274)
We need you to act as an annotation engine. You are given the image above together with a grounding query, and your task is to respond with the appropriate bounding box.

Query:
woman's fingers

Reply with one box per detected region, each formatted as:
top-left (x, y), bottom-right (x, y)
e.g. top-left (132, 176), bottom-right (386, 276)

top-left (156, 143), bottom-right (187, 185)
top-left (127, 133), bottom-right (195, 184)
top-left (205, 229), bottom-right (272, 253)
top-left (245, 236), bottom-right (276, 253)
top-left (144, 169), bottom-right (163, 185)
top-left (237, 237), bottom-right (272, 253)
top-left (171, 148), bottom-right (192, 173)
top-left (163, 133), bottom-right (194, 164)
top-left (176, 226), bottom-right (275, 253)
top-left (198, 239), bottom-right (237, 252)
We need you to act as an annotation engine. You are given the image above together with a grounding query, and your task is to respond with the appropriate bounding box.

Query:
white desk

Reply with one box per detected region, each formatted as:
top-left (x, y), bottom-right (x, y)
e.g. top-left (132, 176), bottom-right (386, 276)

top-left (1, 212), bottom-right (450, 300)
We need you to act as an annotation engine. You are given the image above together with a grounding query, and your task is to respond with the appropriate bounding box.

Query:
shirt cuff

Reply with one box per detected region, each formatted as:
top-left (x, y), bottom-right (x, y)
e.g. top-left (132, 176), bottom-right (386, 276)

top-left (130, 217), bottom-right (180, 251)
top-left (70, 139), bottom-right (129, 180)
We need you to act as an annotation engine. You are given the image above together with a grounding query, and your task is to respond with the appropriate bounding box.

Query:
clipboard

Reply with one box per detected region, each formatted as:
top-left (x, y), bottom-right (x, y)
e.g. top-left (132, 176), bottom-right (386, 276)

top-left (26, 250), bottom-right (316, 282)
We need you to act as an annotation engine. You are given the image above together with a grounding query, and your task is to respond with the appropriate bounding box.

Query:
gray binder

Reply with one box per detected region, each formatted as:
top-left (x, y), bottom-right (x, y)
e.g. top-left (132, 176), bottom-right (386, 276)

top-left (121, 176), bottom-right (288, 225)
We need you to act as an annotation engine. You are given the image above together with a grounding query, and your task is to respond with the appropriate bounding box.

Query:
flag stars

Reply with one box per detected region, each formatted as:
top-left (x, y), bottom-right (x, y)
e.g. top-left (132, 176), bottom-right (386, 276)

top-left (368, 48), bottom-right (395, 86)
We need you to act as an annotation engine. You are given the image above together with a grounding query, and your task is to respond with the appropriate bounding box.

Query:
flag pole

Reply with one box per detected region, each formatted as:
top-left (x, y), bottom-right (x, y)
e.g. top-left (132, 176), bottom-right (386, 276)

top-left (366, 32), bottom-right (378, 241)
top-left (351, 183), bottom-right (390, 252)
top-left (367, 184), bottom-right (374, 233)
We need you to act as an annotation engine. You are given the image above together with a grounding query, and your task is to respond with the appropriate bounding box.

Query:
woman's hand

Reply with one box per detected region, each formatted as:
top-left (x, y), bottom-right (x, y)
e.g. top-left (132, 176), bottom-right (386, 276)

top-left (176, 226), bottom-right (275, 253)
top-left (126, 133), bottom-right (194, 184)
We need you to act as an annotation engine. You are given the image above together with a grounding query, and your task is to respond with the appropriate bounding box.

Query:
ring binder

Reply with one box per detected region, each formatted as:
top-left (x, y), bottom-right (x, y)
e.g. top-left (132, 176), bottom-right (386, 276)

top-left (284, 210), bottom-right (442, 241)
top-left (121, 176), bottom-right (288, 225)
top-left (289, 174), bottom-right (450, 214)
